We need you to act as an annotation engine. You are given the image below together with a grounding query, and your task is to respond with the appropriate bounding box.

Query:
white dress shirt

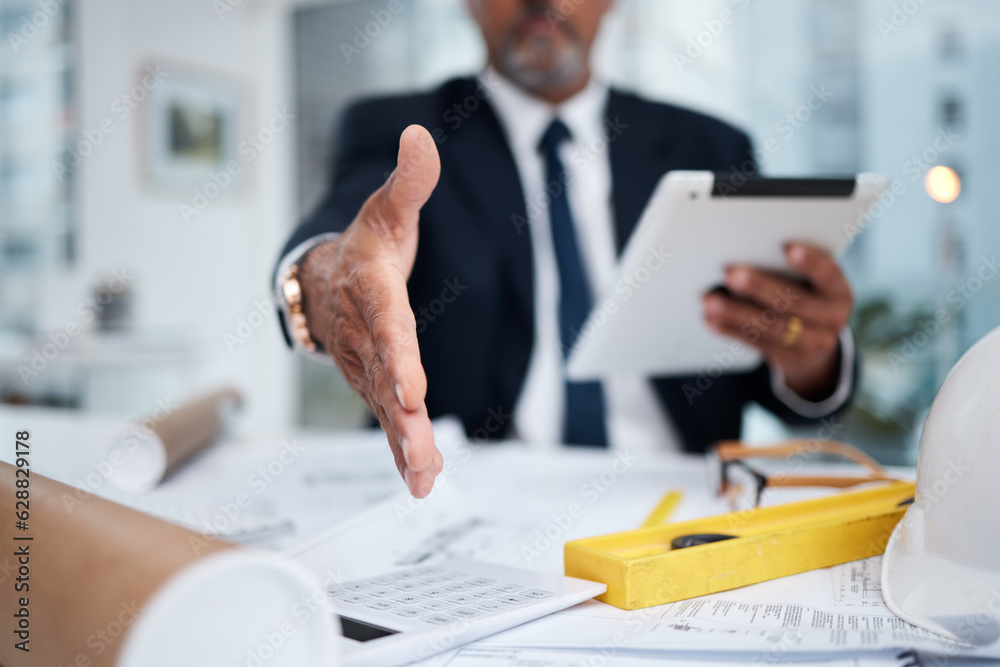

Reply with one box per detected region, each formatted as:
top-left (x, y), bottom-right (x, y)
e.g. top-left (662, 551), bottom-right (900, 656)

top-left (276, 68), bottom-right (856, 453)
top-left (482, 68), bottom-right (683, 453)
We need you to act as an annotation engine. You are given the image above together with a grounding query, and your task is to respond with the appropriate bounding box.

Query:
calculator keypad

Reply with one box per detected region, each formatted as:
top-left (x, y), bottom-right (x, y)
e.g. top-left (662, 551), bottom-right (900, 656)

top-left (328, 566), bottom-right (559, 627)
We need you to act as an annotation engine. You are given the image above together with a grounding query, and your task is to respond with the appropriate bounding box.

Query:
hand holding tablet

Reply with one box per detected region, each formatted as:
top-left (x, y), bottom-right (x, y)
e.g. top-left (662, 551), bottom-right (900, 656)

top-left (567, 171), bottom-right (888, 379)
top-left (705, 241), bottom-right (854, 400)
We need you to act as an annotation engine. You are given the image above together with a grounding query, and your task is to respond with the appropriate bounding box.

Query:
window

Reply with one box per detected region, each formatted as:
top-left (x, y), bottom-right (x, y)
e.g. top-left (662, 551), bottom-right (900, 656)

top-left (940, 26), bottom-right (965, 62)
top-left (291, 1), bottom-right (1000, 456)
top-left (0, 0), bottom-right (74, 332)
top-left (940, 95), bottom-right (965, 130)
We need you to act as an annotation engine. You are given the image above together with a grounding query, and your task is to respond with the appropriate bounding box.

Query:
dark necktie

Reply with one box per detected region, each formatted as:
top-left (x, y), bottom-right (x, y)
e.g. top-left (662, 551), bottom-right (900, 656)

top-left (537, 119), bottom-right (608, 447)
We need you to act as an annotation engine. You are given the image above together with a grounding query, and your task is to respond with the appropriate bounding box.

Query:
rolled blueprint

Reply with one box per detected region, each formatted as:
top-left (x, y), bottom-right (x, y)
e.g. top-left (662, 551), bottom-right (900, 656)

top-left (0, 462), bottom-right (338, 667)
top-left (104, 387), bottom-right (242, 492)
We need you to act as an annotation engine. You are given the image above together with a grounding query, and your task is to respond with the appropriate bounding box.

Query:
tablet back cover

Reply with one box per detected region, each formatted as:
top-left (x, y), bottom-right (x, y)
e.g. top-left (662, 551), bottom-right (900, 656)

top-left (567, 171), bottom-right (887, 378)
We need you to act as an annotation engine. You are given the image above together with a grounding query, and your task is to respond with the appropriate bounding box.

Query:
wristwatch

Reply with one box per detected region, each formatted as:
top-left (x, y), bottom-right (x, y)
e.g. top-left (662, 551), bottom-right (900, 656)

top-left (281, 264), bottom-right (319, 353)
top-left (276, 232), bottom-right (340, 359)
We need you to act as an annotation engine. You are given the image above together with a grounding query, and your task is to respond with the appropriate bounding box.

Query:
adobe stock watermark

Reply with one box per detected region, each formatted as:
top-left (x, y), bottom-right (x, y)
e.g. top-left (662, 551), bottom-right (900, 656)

top-left (901, 128), bottom-right (962, 181)
top-left (846, 127), bottom-right (960, 241)
top-left (179, 107), bottom-right (296, 224)
top-left (50, 600), bottom-right (144, 667)
top-left (339, 0), bottom-right (407, 63)
top-left (521, 449), bottom-right (638, 565)
top-left (51, 66), bottom-right (170, 182)
top-left (5, 0), bottom-right (67, 53)
top-left (682, 286), bottom-right (799, 405)
top-left (748, 629), bottom-right (806, 667)
top-left (224, 289), bottom-right (281, 353)
top-left (434, 70), bottom-right (502, 143)
top-left (395, 406), bottom-right (510, 522)
top-left (233, 565), bottom-right (346, 667)
top-left (774, 85), bottom-right (833, 143)
top-left (922, 587), bottom-right (1000, 664)
top-left (877, 0), bottom-right (934, 40)
top-left (223, 565), bottom-right (349, 667)
top-left (580, 577), bottom-right (699, 664)
top-left (191, 439), bottom-right (306, 549)
top-left (0, 554), bottom-right (14, 586)
top-left (511, 114), bottom-right (629, 235)
top-left (537, 578), bottom-right (708, 664)
top-left (213, 0), bottom-right (245, 21)
top-left (416, 618), bottom-right (473, 661)
top-left (299, 567), bottom-right (346, 623)
top-left (862, 456), bottom-right (969, 558)
top-left (415, 278), bottom-right (467, 334)
top-left (888, 255), bottom-right (1000, 371)
top-left (543, 0), bottom-right (630, 31)
top-left (726, 83), bottom-right (834, 182)
top-left (720, 415), bottom-right (847, 530)
top-left (233, 622), bottom-right (298, 667)
top-left (382, 69), bottom-right (502, 148)
top-left (60, 396), bottom-right (180, 512)
top-left (672, 0), bottom-right (752, 72)
top-left (560, 245), bottom-right (672, 357)
top-left (17, 269), bottom-right (136, 385)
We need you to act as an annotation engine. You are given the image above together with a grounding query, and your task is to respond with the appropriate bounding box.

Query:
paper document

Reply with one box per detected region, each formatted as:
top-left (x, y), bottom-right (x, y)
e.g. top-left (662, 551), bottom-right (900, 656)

top-left (84, 418), bottom-right (469, 550)
top-left (279, 440), bottom-right (992, 661)
top-left (288, 482), bottom-right (539, 581)
top-left (419, 646), bottom-right (915, 667)
top-left (479, 557), bottom-right (1000, 660)
top-left (832, 558), bottom-right (885, 608)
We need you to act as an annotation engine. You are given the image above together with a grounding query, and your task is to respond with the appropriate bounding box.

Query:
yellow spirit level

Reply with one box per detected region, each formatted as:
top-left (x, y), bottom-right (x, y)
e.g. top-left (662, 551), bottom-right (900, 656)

top-left (564, 481), bottom-right (914, 610)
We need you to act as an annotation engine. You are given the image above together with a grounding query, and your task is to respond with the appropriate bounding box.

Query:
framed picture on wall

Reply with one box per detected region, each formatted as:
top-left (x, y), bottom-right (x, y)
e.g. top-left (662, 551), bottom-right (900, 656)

top-left (144, 64), bottom-right (244, 190)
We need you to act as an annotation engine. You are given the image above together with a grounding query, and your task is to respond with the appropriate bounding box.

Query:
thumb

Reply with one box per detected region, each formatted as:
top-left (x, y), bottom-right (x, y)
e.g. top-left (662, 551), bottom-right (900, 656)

top-left (379, 125), bottom-right (441, 230)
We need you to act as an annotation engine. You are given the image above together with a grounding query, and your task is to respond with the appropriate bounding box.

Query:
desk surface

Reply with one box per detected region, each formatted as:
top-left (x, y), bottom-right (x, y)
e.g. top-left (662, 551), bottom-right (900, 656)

top-left (7, 415), bottom-right (990, 665)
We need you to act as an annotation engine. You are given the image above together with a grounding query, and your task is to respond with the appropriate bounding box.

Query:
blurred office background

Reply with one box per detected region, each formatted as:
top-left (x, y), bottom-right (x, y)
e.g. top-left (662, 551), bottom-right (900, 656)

top-left (1, 0), bottom-right (997, 464)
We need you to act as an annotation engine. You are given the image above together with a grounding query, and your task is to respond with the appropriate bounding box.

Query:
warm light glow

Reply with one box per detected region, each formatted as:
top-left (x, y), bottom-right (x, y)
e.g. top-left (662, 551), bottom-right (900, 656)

top-left (925, 166), bottom-right (961, 204)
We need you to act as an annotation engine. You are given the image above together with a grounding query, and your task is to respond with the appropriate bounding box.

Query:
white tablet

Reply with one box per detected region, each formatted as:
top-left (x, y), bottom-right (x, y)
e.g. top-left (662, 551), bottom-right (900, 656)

top-left (567, 171), bottom-right (888, 378)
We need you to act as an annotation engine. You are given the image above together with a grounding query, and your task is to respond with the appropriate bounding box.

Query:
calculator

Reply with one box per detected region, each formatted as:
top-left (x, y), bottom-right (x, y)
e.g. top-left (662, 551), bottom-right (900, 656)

top-left (327, 558), bottom-right (606, 666)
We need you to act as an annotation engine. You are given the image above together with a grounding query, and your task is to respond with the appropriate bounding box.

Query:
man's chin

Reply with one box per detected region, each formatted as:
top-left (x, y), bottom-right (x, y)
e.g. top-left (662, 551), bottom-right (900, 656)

top-left (499, 49), bottom-right (586, 94)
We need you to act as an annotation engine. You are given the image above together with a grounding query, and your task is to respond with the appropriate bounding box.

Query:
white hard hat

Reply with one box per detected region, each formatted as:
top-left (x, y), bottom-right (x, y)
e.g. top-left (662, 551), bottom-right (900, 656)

top-left (882, 325), bottom-right (1000, 646)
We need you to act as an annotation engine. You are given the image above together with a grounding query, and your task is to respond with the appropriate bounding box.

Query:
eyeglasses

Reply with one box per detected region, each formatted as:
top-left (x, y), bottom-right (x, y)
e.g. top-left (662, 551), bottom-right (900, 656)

top-left (707, 440), bottom-right (896, 511)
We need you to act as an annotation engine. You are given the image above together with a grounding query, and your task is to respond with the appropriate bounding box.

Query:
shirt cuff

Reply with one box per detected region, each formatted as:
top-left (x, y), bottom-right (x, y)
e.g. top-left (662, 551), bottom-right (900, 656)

top-left (274, 232), bottom-right (342, 365)
top-left (769, 328), bottom-right (855, 419)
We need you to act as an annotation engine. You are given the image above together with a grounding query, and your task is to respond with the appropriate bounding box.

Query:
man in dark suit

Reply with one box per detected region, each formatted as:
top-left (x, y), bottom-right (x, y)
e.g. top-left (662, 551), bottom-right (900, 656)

top-left (275, 0), bottom-right (856, 498)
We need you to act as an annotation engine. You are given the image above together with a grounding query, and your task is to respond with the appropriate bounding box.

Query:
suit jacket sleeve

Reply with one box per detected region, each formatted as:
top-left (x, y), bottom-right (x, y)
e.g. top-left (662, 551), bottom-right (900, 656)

top-left (271, 100), bottom-right (404, 351)
top-left (278, 100), bottom-right (401, 259)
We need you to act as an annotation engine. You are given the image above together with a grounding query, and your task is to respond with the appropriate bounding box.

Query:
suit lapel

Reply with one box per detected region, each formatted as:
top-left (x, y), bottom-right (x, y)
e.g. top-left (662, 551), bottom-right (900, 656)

top-left (437, 86), bottom-right (680, 342)
top-left (607, 89), bottom-right (673, 256)
top-left (439, 85), bottom-right (674, 326)
top-left (442, 79), bottom-right (534, 331)
top-left (607, 90), bottom-right (702, 440)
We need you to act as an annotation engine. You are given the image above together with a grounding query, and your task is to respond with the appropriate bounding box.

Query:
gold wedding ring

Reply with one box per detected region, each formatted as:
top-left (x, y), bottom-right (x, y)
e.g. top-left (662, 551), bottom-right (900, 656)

top-left (782, 316), bottom-right (804, 348)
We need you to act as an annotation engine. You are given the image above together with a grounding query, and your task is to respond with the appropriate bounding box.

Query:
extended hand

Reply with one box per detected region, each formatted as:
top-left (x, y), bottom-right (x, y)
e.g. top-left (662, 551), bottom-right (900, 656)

top-left (301, 125), bottom-right (443, 498)
top-left (703, 243), bottom-right (853, 400)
